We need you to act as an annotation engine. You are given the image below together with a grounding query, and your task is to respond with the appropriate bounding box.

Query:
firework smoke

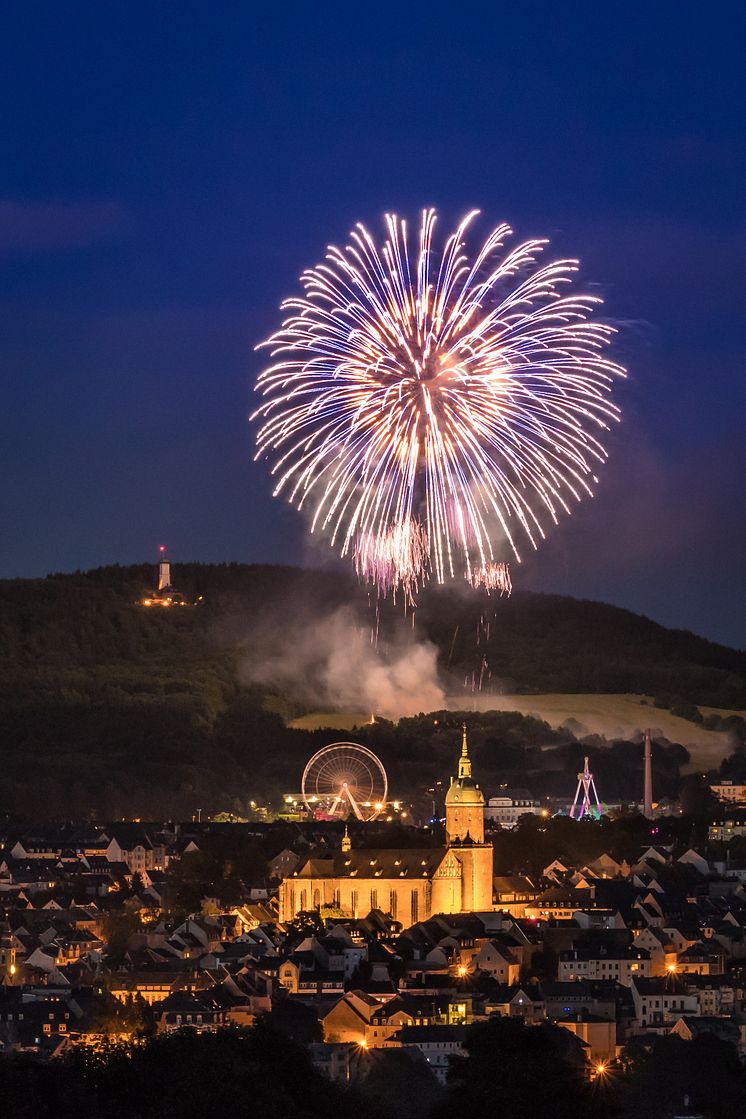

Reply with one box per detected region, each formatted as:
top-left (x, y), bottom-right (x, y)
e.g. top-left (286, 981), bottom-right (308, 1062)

top-left (238, 604), bottom-right (444, 719)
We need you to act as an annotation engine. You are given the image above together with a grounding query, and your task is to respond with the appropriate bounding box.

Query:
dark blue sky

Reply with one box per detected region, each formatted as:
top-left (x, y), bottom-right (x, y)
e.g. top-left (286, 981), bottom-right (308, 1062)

top-left (1, 5), bottom-right (744, 647)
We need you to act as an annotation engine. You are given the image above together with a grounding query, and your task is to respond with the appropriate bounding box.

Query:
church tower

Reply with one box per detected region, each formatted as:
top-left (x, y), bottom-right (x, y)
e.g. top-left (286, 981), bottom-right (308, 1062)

top-left (445, 724), bottom-right (485, 844)
top-left (443, 725), bottom-right (493, 911)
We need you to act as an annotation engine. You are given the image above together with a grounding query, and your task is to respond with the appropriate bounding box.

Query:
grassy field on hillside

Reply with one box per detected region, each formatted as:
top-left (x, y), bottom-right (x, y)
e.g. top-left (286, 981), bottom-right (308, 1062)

top-left (290, 694), bottom-right (745, 770)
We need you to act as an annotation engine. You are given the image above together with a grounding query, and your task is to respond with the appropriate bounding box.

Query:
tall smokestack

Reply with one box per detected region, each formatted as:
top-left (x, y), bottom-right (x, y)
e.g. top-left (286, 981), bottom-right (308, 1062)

top-left (643, 728), bottom-right (653, 819)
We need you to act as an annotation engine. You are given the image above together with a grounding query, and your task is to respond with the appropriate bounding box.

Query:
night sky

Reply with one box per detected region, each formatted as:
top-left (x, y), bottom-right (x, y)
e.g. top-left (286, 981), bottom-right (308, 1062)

top-left (1, 7), bottom-right (743, 647)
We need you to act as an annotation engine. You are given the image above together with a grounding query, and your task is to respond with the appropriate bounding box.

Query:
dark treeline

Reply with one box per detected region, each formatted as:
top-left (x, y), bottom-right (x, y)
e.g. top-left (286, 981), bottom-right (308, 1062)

top-left (1, 1018), bottom-right (745, 1119)
top-left (2, 563), bottom-right (744, 701)
top-left (0, 564), bottom-right (743, 820)
top-left (0, 696), bottom-right (707, 821)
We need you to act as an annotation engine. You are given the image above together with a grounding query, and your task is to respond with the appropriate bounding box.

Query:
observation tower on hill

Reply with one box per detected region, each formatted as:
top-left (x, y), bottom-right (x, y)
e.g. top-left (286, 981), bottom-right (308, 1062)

top-left (140, 546), bottom-right (197, 608)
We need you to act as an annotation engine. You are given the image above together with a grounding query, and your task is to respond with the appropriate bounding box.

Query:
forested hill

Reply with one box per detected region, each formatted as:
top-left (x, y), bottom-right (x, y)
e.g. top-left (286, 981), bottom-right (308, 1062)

top-left (0, 563), bottom-right (744, 820)
top-left (0, 562), bottom-right (743, 706)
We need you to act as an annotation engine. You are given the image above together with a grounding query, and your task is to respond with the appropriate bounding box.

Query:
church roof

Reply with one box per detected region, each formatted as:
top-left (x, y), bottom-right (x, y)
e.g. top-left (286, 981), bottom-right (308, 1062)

top-left (292, 848), bottom-right (448, 880)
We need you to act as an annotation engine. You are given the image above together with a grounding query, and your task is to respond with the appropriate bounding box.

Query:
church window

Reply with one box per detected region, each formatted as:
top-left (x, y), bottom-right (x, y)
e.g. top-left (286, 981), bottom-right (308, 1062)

top-left (351, 889), bottom-right (358, 917)
top-left (390, 890), bottom-right (397, 919)
top-left (370, 889), bottom-right (378, 911)
top-left (411, 890), bottom-right (419, 924)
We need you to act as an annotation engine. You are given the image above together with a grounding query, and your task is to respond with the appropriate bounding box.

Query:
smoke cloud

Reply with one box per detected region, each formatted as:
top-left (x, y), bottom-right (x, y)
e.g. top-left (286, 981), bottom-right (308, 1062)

top-left (237, 604), bottom-right (445, 719)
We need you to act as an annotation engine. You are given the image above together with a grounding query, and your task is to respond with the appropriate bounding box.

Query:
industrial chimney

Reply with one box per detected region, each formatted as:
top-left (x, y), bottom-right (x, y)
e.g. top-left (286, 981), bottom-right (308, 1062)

top-left (643, 729), bottom-right (654, 819)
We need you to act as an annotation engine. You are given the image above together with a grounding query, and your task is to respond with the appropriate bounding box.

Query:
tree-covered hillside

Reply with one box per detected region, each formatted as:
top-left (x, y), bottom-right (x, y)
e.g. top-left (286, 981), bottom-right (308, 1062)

top-left (2, 562), bottom-right (743, 700)
top-left (0, 562), bottom-right (743, 820)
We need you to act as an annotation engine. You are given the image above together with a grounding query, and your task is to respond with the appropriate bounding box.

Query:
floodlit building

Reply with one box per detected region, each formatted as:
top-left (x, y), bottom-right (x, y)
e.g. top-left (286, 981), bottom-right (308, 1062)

top-left (139, 546), bottom-right (198, 608)
top-left (279, 728), bottom-right (494, 923)
top-left (709, 810), bottom-right (746, 842)
top-left (710, 781), bottom-right (746, 805)
top-left (484, 789), bottom-right (542, 828)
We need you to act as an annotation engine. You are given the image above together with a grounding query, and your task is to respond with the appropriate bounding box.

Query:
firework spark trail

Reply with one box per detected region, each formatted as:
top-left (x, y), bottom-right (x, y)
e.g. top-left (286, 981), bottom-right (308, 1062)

top-left (354, 519), bottom-right (430, 603)
top-left (468, 562), bottom-right (512, 595)
top-left (253, 209), bottom-right (625, 600)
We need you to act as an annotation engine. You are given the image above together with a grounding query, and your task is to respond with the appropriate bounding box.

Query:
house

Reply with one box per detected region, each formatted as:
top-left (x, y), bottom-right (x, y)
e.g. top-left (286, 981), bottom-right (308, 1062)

top-left (634, 927), bottom-right (678, 975)
top-left (485, 789), bottom-right (541, 828)
top-left (670, 1015), bottom-right (742, 1053)
top-left (680, 975), bottom-right (740, 1018)
top-left (543, 980), bottom-right (618, 1024)
top-left (710, 782), bottom-right (746, 805)
top-left (678, 849), bottom-right (712, 876)
top-left (104, 826), bottom-right (169, 874)
top-left (559, 944), bottom-right (651, 986)
top-left (364, 995), bottom-right (440, 1045)
top-left (156, 990), bottom-right (228, 1033)
top-left (277, 949), bottom-right (346, 997)
top-left (268, 848), bottom-right (301, 880)
top-left (484, 983), bottom-right (544, 1024)
top-left (307, 1041), bottom-right (358, 1081)
top-left (492, 876), bottom-right (539, 916)
top-left (630, 977), bottom-right (698, 1032)
top-left (709, 811), bottom-right (746, 843)
top-left (321, 990), bottom-right (381, 1043)
top-left (676, 941), bottom-right (723, 975)
top-left (0, 986), bottom-right (96, 1055)
top-left (554, 1011), bottom-right (616, 1064)
top-left (108, 968), bottom-right (217, 1006)
top-left (390, 1024), bottom-right (469, 1084)
top-left (584, 853), bottom-right (627, 880)
top-left (470, 939), bottom-right (520, 983)
top-left (524, 888), bottom-right (605, 921)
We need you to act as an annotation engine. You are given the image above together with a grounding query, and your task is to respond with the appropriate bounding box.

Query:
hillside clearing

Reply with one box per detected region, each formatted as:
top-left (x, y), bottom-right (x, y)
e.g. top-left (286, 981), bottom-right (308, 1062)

top-left (290, 694), bottom-right (744, 770)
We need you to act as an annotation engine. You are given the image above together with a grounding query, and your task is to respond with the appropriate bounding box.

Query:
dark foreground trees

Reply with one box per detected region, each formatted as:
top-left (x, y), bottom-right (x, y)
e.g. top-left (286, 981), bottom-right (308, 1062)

top-left (618, 1032), bottom-right (746, 1119)
top-left (432, 1016), bottom-right (594, 1119)
top-left (0, 1023), bottom-right (364, 1119)
top-left (3, 1017), bottom-right (746, 1119)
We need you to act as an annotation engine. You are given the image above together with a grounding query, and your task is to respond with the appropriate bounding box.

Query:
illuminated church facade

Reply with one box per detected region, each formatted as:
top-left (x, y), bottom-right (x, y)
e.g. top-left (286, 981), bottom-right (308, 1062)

top-left (279, 729), bottom-right (494, 926)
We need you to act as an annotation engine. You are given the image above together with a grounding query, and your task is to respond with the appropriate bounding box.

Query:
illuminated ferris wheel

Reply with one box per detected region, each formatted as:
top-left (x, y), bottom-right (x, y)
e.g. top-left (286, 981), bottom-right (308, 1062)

top-left (301, 742), bottom-right (388, 822)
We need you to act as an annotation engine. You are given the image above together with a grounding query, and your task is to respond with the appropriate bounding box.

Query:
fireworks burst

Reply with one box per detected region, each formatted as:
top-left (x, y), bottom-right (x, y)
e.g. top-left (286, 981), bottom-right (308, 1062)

top-left (253, 209), bottom-right (624, 600)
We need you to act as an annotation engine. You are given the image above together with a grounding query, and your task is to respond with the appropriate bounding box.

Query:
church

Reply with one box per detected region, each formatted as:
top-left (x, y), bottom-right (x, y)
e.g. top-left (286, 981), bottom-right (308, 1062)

top-left (279, 729), bottom-right (494, 926)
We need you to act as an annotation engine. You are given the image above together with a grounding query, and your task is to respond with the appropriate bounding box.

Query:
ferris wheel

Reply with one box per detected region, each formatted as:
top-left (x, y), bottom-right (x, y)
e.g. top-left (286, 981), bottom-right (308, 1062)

top-left (301, 742), bottom-right (388, 822)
